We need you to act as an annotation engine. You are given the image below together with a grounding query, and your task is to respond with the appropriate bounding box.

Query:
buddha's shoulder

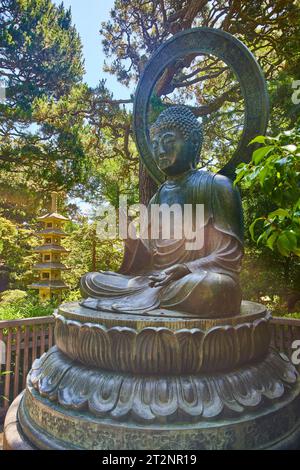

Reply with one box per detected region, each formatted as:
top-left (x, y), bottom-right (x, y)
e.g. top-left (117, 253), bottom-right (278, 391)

top-left (212, 172), bottom-right (235, 190)
top-left (193, 170), bottom-right (234, 188)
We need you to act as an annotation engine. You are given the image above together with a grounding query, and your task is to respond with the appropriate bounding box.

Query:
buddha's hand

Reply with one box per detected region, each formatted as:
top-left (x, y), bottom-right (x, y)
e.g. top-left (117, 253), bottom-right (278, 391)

top-left (149, 264), bottom-right (190, 288)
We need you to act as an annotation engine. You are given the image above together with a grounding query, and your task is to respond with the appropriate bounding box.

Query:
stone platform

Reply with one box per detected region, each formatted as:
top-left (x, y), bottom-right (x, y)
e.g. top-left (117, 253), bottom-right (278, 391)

top-left (4, 301), bottom-right (300, 450)
top-left (4, 383), bottom-right (300, 450)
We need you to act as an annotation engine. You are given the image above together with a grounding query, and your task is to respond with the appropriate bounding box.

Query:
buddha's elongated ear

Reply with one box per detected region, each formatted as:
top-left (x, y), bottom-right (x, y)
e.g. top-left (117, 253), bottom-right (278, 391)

top-left (190, 129), bottom-right (200, 147)
top-left (190, 129), bottom-right (203, 168)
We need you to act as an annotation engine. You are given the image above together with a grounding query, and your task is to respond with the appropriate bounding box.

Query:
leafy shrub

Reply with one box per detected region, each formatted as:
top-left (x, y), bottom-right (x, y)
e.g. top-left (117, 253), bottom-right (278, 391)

top-left (63, 289), bottom-right (82, 303)
top-left (281, 312), bottom-right (300, 319)
top-left (0, 292), bottom-right (54, 321)
top-left (0, 289), bottom-right (28, 306)
top-left (240, 246), bottom-right (294, 313)
top-left (235, 128), bottom-right (300, 257)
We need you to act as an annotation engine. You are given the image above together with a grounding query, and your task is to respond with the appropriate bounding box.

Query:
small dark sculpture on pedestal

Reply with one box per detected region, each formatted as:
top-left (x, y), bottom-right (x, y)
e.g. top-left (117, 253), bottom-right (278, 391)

top-left (4, 28), bottom-right (300, 451)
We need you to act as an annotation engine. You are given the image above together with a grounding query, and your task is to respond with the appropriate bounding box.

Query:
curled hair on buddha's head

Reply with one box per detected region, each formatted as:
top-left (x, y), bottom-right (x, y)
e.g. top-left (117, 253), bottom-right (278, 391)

top-left (150, 105), bottom-right (203, 167)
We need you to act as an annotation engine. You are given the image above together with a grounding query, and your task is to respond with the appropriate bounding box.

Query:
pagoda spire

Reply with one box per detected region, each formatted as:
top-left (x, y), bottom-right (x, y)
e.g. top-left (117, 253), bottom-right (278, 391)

top-left (51, 191), bottom-right (58, 213)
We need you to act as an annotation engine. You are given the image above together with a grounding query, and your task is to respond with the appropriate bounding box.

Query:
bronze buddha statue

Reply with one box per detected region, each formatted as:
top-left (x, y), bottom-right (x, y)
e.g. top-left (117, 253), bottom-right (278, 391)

top-left (81, 106), bottom-right (244, 318)
top-left (6, 29), bottom-right (300, 452)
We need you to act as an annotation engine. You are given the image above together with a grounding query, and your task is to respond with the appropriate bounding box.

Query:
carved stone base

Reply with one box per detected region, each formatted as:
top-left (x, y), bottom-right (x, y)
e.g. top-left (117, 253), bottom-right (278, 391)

top-left (4, 383), bottom-right (300, 450)
top-left (54, 301), bottom-right (271, 374)
top-left (28, 347), bottom-right (297, 424)
top-left (3, 393), bottom-right (33, 451)
top-left (4, 301), bottom-right (300, 450)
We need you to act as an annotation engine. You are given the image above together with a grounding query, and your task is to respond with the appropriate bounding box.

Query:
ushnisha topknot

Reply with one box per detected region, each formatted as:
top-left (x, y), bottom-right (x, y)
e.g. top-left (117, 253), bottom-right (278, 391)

top-left (150, 105), bottom-right (203, 166)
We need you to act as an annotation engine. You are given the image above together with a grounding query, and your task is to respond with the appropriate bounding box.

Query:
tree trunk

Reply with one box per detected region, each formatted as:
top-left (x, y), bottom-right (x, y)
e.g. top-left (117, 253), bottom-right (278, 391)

top-left (139, 161), bottom-right (158, 205)
top-left (284, 257), bottom-right (291, 285)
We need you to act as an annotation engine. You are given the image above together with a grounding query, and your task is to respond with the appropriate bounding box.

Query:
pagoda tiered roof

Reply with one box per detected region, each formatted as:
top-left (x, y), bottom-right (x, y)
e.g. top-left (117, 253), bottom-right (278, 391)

top-left (33, 244), bottom-right (70, 254)
top-left (36, 228), bottom-right (68, 237)
top-left (32, 262), bottom-right (70, 271)
top-left (29, 280), bottom-right (68, 290)
top-left (38, 211), bottom-right (69, 222)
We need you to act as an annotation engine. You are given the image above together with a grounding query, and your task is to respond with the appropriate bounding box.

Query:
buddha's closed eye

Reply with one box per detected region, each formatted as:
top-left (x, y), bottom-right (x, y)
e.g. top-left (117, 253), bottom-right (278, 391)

top-left (163, 138), bottom-right (175, 147)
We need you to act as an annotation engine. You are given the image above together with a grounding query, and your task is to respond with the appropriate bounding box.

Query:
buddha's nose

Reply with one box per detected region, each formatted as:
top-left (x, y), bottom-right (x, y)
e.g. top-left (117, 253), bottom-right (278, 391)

top-left (158, 142), bottom-right (166, 156)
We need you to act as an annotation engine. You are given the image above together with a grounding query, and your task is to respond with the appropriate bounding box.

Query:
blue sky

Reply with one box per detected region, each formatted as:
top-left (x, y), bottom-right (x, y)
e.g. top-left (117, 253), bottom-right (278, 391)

top-left (53, 0), bottom-right (131, 99)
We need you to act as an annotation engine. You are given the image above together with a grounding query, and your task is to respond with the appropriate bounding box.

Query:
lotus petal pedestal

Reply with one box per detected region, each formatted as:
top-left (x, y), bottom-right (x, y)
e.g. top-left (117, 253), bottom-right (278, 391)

top-left (4, 301), bottom-right (300, 450)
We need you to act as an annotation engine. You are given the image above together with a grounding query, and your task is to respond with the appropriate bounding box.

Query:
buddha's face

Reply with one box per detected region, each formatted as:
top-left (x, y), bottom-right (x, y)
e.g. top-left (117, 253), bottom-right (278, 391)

top-left (151, 127), bottom-right (196, 176)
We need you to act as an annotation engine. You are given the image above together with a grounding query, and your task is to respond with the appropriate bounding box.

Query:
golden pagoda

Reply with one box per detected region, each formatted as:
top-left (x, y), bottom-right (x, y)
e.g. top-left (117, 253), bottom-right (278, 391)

top-left (29, 193), bottom-right (70, 302)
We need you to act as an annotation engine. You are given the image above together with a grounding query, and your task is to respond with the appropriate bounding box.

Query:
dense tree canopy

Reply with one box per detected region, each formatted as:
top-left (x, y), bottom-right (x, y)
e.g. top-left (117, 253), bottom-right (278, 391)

top-left (1, 1), bottom-right (139, 216)
top-left (0, 0), bottom-right (88, 197)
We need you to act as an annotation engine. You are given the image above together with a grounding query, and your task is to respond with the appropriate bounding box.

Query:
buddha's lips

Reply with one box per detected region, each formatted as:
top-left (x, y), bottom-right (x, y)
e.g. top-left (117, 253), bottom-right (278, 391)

top-left (159, 157), bottom-right (173, 166)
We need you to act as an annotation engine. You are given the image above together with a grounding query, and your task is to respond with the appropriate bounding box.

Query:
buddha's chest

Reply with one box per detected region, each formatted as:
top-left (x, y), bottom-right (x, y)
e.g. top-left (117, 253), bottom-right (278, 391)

top-left (156, 183), bottom-right (206, 207)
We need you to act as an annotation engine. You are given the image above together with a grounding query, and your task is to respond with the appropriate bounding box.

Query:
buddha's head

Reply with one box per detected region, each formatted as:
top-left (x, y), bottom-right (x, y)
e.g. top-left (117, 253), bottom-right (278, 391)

top-left (150, 106), bottom-right (203, 176)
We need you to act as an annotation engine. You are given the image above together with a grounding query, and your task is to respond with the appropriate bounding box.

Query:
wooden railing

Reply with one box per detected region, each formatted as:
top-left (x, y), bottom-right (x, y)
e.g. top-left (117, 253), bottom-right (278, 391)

top-left (0, 316), bottom-right (55, 421)
top-left (0, 314), bottom-right (299, 423)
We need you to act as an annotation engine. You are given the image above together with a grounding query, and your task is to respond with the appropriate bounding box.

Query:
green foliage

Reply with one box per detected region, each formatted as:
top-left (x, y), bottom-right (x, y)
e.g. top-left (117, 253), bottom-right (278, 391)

top-left (0, 216), bottom-right (17, 256)
top-left (0, 1), bottom-right (140, 212)
top-left (0, 181), bottom-right (46, 224)
top-left (0, 291), bottom-right (54, 320)
top-left (0, 216), bottom-right (37, 287)
top-left (281, 312), bottom-right (300, 319)
top-left (240, 245), bottom-right (299, 313)
top-left (235, 128), bottom-right (300, 258)
top-left (1, 0), bottom-right (84, 101)
top-left (0, 289), bottom-right (28, 306)
top-left (0, 211), bottom-right (126, 316)
top-left (63, 219), bottom-right (124, 298)
top-left (0, 0), bottom-right (91, 194)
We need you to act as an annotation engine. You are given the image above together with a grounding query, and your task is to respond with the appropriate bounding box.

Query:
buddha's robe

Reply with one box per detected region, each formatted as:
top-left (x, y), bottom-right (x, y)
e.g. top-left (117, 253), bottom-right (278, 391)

top-left (80, 170), bottom-right (244, 318)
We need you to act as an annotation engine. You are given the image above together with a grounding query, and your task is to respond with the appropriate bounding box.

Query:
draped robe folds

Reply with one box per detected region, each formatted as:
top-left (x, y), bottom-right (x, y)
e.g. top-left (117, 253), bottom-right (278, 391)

top-left (81, 170), bottom-right (244, 318)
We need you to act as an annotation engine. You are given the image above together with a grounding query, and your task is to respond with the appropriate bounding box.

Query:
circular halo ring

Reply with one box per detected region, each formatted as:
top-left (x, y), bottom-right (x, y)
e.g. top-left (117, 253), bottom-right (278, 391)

top-left (133, 27), bottom-right (269, 184)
